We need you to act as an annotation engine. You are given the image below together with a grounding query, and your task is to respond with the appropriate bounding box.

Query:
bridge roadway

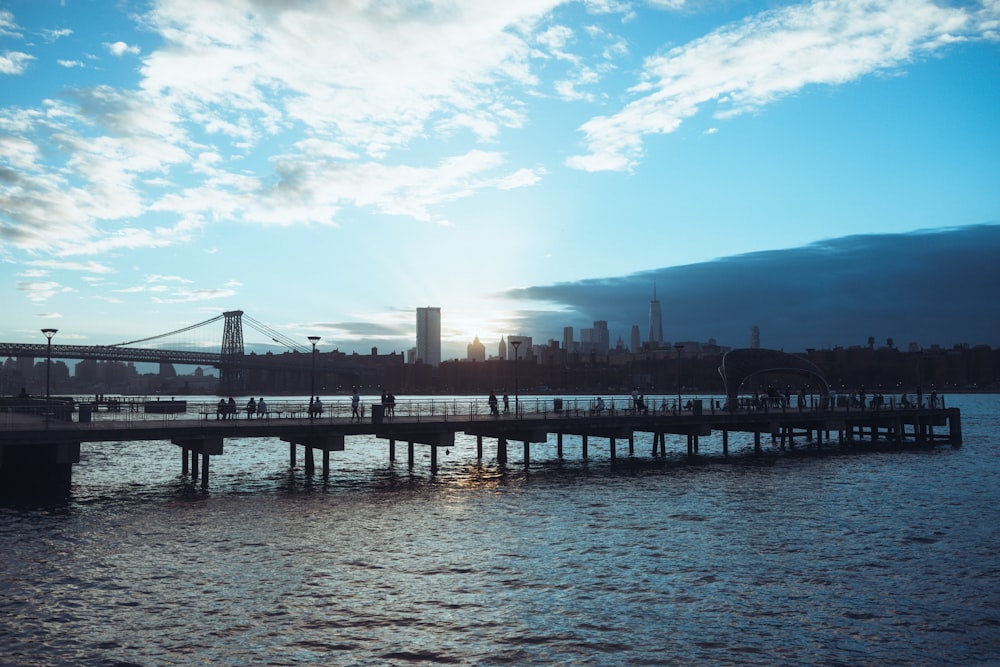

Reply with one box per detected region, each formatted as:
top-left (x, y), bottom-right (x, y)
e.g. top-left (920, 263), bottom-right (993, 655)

top-left (0, 400), bottom-right (962, 492)
top-left (0, 341), bottom-right (353, 373)
top-left (0, 341), bottom-right (222, 366)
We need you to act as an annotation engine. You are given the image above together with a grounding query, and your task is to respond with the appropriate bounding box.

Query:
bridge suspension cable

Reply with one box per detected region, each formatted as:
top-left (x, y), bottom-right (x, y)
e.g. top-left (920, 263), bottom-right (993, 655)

top-left (108, 311), bottom-right (309, 354)
top-left (242, 314), bottom-right (310, 353)
top-left (112, 314), bottom-right (226, 347)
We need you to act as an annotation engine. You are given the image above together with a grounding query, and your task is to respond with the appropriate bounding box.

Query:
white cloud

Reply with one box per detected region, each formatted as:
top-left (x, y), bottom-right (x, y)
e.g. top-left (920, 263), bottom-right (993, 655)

top-left (105, 41), bottom-right (140, 57)
top-left (0, 134), bottom-right (41, 170)
top-left (139, 1), bottom-right (560, 155)
top-left (2, 1), bottom-right (567, 259)
top-left (151, 287), bottom-right (238, 304)
top-left (25, 259), bottom-right (115, 273)
top-left (0, 9), bottom-right (21, 38)
top-left (249, 148), bottom-right (543, 225)
top-left (646, 0), bottom-right (686, 9)
top-left (17, 280), bottom-right (61, 302)
top-left (42, 28), bottom-right (73, 41)
top-left (147, 274), bottom-right (194, 284)
top-left (0, 50), bottom-right (34, 74)
top-left (567, 0), bottom-right (998, 171)
top-left (583, 0), bottom-right (636, 20)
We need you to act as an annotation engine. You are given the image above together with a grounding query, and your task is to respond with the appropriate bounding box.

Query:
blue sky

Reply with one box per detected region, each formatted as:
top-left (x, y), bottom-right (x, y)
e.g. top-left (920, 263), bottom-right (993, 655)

top-left (1, 0), bottom-right (998, 359)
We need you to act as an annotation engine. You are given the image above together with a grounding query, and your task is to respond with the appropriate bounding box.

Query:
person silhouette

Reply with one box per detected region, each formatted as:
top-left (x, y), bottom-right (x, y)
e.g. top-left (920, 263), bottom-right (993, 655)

top-left (351, 388), bottom-right (361, 422)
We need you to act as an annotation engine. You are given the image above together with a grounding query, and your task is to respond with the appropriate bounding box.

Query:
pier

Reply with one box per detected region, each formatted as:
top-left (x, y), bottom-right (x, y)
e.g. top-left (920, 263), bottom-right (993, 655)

top-left (0, 395), bottom-right (962, 495)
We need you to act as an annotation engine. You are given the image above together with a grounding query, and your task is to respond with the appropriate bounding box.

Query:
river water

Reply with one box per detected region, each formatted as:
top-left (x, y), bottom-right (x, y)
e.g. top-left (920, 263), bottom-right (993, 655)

top-left (1, 394), bottom-right (998, 665)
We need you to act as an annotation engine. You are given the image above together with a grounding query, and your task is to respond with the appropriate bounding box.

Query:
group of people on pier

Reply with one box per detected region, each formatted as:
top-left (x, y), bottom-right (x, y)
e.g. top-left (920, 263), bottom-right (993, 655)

top-left (487, 389), bottom-right (511, 416)
top-left (215, 396), bottom-right (270, 420)
top-left (380, 391), bottom-right (396, 418)
top-left (308, 396), bottom-right (323, 419)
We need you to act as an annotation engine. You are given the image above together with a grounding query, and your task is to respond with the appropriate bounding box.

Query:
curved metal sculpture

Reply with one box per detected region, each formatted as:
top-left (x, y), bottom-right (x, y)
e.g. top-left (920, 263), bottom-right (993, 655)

top-left (718, 348), bottom-right (830, 406)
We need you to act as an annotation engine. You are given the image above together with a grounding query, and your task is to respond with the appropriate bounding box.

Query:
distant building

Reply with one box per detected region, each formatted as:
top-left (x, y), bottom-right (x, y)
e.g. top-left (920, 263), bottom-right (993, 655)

top-left (507, 335), bottom-right (532, 361)
top-left (750, 325), bottom-right (760, 349)
top-left (630, 325), bottom-right (641, 354)
top-left (593, 320), bottom-right (610, 354)
top-left (467, 336), bottom-right (485, 362)
top-left (648, 284), bottom-right (663, 346)
top-left (416, 307), bottom-right (441, 366)
top-left (563, 326), bottom-right (574, 351)
top-left (498, 337), bottom-right (506, 360)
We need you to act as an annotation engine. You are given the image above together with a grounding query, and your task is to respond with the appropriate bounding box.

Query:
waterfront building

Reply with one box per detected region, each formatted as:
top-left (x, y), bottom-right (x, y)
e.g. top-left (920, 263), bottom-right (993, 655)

top-left (631, 325), bottom-right (641, 354)
top-left (416, 307), bottom-right (441, 367)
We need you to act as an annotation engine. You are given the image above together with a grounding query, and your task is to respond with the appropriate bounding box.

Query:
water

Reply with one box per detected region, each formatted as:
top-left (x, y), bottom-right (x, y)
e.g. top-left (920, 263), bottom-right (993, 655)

top-left (2, 394), bottom-right (999, 665)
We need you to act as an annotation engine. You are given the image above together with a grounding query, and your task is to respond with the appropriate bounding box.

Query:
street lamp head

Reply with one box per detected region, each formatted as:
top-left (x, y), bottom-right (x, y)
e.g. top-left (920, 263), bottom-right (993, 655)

top-left (308, 335), bottom-right (320, 346)
top-left (42, 328), bottom-right (58, 340)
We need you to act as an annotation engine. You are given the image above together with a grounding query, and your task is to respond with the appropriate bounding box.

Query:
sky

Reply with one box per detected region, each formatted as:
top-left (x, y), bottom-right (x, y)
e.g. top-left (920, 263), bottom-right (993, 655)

top-left (1, 0), bottom-right (998, 361)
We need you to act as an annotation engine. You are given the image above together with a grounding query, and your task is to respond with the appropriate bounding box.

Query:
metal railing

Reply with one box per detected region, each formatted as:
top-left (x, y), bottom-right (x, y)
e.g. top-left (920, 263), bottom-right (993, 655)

top-left (0, 392), bottom-right (947, 428)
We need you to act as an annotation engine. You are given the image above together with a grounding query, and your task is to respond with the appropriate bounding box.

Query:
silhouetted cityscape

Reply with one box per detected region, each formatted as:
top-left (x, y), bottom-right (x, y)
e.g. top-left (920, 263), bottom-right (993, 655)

top-left (5, 297), bottom-right (998, 397)
top-left (4, 336), bottom-right (997, 398)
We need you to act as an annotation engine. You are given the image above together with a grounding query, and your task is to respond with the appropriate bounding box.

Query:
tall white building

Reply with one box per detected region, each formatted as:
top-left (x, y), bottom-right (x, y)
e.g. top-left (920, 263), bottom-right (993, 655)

top-left (416, 307), bottom-right (441, 366)
top-left (648, 284), bottom-right (663, 346)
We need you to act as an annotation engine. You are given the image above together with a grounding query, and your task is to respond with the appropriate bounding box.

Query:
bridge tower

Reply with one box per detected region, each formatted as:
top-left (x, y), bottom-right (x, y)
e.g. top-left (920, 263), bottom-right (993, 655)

top-left (219, 310), bottom-right (246, 395)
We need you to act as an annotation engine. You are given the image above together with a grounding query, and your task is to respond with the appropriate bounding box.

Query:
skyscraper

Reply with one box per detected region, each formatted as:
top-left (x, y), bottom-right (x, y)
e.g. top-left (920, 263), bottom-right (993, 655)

top-left (415, 307), bottom-right (441, 366)
top-left (563, 326), bottom-right (574, 351)
top-left (593, 320), bottom-right (610, 353)
top-left (467, 336), bottom-right (485, 362)
top-left (648, 284), bottom-right (663, 346)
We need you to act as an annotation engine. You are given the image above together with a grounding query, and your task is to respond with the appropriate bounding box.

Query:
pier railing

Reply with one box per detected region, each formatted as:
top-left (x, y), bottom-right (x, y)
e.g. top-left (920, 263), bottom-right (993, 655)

top-left (1, 392), bottom-right (950, 429)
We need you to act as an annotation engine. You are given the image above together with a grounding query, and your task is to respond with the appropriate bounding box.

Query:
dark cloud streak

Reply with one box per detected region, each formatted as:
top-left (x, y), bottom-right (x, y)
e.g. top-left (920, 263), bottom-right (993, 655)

top-left (505, 224), bottom-right (1000, 351)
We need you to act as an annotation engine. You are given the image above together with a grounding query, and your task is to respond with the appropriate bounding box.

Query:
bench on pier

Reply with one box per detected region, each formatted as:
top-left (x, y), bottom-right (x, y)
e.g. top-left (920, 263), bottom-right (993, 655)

top-left (200, 410), bottom-right (285, 421)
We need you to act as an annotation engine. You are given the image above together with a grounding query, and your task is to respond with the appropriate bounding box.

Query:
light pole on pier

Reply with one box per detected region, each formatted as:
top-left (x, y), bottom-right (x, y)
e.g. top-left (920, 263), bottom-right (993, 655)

top-left (511, 340), bottom-right (521, 418)
top-left (42, 328), bottom-right (57, 425)
top-left (674, 343), bottom-right (684, 413)
top-left (308, 335), bottom-right (320, 419)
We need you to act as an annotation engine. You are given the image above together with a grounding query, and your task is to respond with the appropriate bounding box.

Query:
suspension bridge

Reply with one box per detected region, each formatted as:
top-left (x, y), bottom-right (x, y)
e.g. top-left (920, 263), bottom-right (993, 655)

top-left (0, 311), bottom-right (361, 394)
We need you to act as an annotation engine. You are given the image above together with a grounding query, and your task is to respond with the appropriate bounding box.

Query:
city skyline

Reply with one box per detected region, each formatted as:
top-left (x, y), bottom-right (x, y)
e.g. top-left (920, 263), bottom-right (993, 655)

top-left (2, 2), bottom-right (998, 356)
top-left (2, 222), bottom-right (1000, 363)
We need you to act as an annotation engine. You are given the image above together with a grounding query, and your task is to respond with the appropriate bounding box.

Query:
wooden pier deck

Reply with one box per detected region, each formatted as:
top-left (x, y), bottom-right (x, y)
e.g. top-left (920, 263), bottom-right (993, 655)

top-left (0, 400), bottom-right (962, 493)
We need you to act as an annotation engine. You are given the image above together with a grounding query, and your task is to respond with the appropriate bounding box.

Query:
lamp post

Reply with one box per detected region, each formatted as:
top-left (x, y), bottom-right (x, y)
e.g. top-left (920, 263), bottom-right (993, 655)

top-left (42, 328), bottom-right (57, 424)
top-left (308, 335), bottom-right (320, 419)
top-left (674, 343), bottom-right (684, 413)
top-left (511, 340), bottom-right (522, 418)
